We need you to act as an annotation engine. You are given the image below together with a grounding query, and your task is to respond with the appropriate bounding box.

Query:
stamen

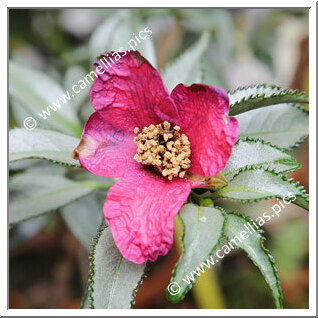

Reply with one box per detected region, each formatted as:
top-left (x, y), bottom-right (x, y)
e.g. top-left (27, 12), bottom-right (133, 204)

top-left (133, 121), bottom-right (191, 180)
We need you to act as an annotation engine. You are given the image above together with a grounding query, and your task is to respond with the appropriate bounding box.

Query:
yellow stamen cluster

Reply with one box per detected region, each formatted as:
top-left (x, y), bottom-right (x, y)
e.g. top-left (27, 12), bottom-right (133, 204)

top-left (133, 121), bottom-right (191, 180)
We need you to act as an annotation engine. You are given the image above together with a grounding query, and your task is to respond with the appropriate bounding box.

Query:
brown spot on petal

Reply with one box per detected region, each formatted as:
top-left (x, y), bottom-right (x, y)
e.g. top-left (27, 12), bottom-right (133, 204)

top-left (73, 137), bottom-right (97, 160)
top-left (96, 53), bottom-right (107, 61)
top-left (188, 84), bottom-right (206, 92)
top-left (132, 51), bottom-right (156, 70)
top-left (72, 149), bottom-right (79, 160)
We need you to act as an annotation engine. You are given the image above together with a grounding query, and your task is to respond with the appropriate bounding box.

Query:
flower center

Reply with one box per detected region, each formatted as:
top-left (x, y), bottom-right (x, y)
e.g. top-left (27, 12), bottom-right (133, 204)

top-left (133, 121), bottom-right (191, 180)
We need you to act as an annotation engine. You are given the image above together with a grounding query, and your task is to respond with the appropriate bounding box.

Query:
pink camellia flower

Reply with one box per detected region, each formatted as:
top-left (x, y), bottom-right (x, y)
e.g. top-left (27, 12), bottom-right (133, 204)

top-left (73, 50), bottom-right (239, 264)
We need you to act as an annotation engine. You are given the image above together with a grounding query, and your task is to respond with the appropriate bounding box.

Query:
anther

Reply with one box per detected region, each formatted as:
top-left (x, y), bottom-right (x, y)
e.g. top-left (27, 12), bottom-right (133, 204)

top-left (133, 122), bottom-right (191, 180)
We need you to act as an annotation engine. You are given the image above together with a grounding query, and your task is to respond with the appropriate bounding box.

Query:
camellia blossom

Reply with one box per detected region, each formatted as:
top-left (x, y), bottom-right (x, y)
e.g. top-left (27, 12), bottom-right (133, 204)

top-left (73, 50), bottom-right (239, 264)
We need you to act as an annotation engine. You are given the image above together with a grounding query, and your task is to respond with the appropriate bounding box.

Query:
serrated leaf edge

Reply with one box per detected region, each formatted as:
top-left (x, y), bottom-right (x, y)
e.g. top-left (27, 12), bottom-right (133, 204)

top-left (236, 103), bottom-right (309, 150)
top-left (224, 137), bottom-right (301, 179)
top-left (167, 205), bottom-right (227, 303)
top-left (88, 222), bottom-right (107, 309)
top-left (228, 83), bottom-right (308, 114)
top-left (214, 167), bottom-right (309, 209)
top-left (9, 174), bottom-right (96, 225)
top-left (129, 261), bottom-right (150, 308)
top-left (223, 211), bottom-right (283, 309)
top-left (9, 155), bottom-right (81, 168)
top-left (88, 223), bottom-right (148, 309)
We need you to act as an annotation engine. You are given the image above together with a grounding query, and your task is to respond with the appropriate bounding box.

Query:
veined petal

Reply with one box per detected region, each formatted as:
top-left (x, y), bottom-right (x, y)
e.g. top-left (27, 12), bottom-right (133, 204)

top-left (103, 168), bottom-right (191, 264)
top-left (90, 50), bottom-right (178, 133)
top-left (171, 84), bottom-right (239, 176)
top-left (74, 112), bottom-right (137, 178)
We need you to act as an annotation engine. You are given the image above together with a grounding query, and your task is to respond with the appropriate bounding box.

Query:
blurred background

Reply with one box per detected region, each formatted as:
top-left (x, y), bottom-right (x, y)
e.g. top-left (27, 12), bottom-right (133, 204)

top-left (9, 8), bottom-right (309, 309)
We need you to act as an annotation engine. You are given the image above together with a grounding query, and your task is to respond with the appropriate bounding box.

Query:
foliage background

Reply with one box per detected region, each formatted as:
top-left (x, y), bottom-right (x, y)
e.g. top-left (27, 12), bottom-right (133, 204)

top-left (9, 8), bottom-right (309, 309)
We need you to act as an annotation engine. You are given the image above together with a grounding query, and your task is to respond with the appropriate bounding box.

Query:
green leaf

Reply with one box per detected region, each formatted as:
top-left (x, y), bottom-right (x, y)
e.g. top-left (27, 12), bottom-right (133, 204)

top-left (211, 168), bottom-right (309, 210)
top-left (89, 224), bottom-right (147, 308)
top-left (89, 11), bottom-right (125, 60)
top-left (80, 284), bottom-right (91, 309)
top-left (181, 9), bottom-right (234, 63)
top-left (223, 138), bottom-right (301, 180)
top-left (9, 128), bottom-right (80, 167)
top-left (223, 212), bottom-right (283, 309)
top-left (228, 84), bottom-right (309, 116)
top-left (64, 65), bottom-right (88, 110)
top-left (167, 204), bottom-right (225, 303)
top-left (9, 61), bottom-right (81, 136)
top-left (9, 173), bottom-right (105, 225)
top-left (9, 159), bottom-right (39, 171)
top-left (61, 194), bottom-right (104, 250)
top-left (162, 31), bottom-right (210, 92)
top-left (89, 11), bottom-right (157, 67)
top-left (22, 161), bottom-right (68, 175)
top-left (236, 103), bottom-right (309, 149)
top-left (137, 31), bottom-right (157, 68)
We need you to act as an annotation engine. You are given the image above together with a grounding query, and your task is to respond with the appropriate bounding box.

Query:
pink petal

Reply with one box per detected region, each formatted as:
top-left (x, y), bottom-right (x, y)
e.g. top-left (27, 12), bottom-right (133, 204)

top-left (103, 168), bottom-right (191, 264)
top-left (171, 84), bottom-right (239, 176)
top-left (90, 50), bottom-right (178, 133)
top-left (74, 112), bottom-right (137, 178)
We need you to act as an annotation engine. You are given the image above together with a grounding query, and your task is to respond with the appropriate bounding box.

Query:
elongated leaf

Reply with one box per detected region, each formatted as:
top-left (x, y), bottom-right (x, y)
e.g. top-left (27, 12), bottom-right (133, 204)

top-left (89, 224), bottom-right (147, 308)
top-left (183, 9), bottom-right (234, 63)
top-left (9, 159), bottom-right (39, 171)
top-left (236, 103), bottom-right (309, 149)
top-left (61, 194), bottom-right (103, 250)
top-left (64, 65), bottom-right (88, 110)
top-left (223, 138), bottom-right (300, 180)
top-left (228, 84), bottom-right (308, 116)
top-left (9, 61), bottom-right (81, 136)
top-left (211, 168), bottom-right (308, 210)
top-left (224, 212), bottom-right (283, 308)
top-left (89, 11), bottom-right (128, 60)
top-left (89, 11), bottom-right (157, 67)
top-left (24, 161), bottom-right (68, 175)
top-left (167, 204), bottom-right (225, 303)
top-left (162, 31), bottom-right (210, 92)
top-left (137, 31), bottom-right (157, 68)
top-left (9, 173), bottom-right (104, 224)
top-left (9, 128), bottom-right (80, 167)
top-left (80, 285), bottom-right (91, 309)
